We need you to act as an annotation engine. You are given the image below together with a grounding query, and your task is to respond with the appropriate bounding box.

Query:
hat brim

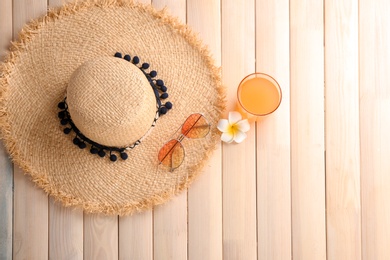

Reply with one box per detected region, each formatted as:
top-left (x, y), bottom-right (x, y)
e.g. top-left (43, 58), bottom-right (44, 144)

top-left (0, 0), bottom-right (225, 215)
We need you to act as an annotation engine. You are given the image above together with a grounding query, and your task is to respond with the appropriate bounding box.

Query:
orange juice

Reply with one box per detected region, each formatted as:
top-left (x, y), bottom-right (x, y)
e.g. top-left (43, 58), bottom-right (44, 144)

top-left (237, 73), bottom-right (281, 116)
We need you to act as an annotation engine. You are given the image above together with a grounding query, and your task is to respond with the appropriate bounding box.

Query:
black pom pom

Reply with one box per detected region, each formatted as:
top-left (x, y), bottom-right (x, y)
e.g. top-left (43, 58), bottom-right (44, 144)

top-left (156, 79), bottom-right (164, 86)
top-left (124, 54), bottom-right (131, 61)
top-left (114, 52), bottom-right (122, 58)
top-left (63, 128), bottom-right (71, 134)
top-left (98, 150), bottom-right (106, 157)
top-left (159, 107), bottom-right (168, 115)
top-left (160, 85), bottom-right (167, 92)
top-left (58, 111), bottom-right (66, 119)
top-left (120, 152), bottom-right (128, 160)
top-left (149, 70), bottom-right (157, 78)
top-left (142, 63), bottom-right (150, 69)
top-left (165, 102), bottom-right (173, 109)
top-left (160, 93), bottom-right (168, 99)
top-left (110, 154), bottom-right (117, 162)
top-left (73, 137), bottom-right (80, 145)
top-left (133, 56), bottom-right (140, 64)
top-left (60, 119), bottom-right (68, 125)
top-left (90, 147), bottom-right (98, 154)
top-left (58, 102), bottom-right (66, 109)
top-left (78, 142), bottom-right (86, 149)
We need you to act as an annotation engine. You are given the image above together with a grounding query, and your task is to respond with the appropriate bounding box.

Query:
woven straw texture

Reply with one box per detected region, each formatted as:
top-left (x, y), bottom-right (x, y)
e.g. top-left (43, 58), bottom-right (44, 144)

top-left (67, 57), bottom-right (157, 147)
top-left (0, 0), bottom-right (225, 215)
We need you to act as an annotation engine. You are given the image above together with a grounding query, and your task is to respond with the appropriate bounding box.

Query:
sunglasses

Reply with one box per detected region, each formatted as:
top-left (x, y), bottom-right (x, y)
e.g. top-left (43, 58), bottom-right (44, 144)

top-left (158, 113), bottom-right (210, 171)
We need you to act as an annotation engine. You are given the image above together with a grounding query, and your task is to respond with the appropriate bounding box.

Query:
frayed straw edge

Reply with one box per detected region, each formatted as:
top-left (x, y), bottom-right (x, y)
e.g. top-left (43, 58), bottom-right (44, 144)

top-left (0, 0), bottom-right (226, 216)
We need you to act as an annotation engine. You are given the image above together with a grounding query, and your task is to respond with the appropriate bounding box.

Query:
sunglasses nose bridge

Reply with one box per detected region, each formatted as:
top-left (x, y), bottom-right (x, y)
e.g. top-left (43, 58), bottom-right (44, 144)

top-left (177, 134), bottom-right (185, 142)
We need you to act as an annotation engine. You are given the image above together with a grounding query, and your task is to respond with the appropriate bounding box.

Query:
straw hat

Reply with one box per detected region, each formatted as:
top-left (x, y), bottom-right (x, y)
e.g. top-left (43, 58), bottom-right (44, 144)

top-left (0, 0), bottom-right (225, 215)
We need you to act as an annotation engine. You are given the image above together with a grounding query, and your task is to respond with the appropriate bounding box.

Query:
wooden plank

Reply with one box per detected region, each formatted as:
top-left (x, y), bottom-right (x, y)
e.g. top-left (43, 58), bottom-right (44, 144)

top-left (0, 147), bottom-right (12, 260)
top-left (117, 2), bottom-right (153, 260)
top-left (290, 0), bottom-right (326, 259)
top-left (152, 1), bottom-right (188, 260)
top-left (49, 200), bottom-right (83, 260)
top-left (153, 194), bottom-right (188, 260)
top-left (0, 0), bottom-right (13, 59)
top-left (48, 0), bottom-right (71, 8)
top-left (12, 1), bottom-right (49, 259)
top-left (359, 0), bottom-right (390, 259)
top-left (0, 1), bottom-right (13, 259)
top-left (187, 0), bottom-right (222, 259)
top-left (46, 1), bottom-right (83, 259)
top-left (221, 0), bottom-right (257, 259)
top-left (13, 167), bottom-right (49, 260)
top-left (119, 211), bottom-right (153, 260)
top-left (84, 214), bottom-right (119, 259)
top-left (255, 0), bottom-right (291, 259)
top-left (325, 0), bottom-right (361, 259)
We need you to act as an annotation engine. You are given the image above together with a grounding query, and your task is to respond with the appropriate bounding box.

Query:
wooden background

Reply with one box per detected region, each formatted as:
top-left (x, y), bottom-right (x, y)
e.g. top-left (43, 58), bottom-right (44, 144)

top-left (0, 0), bottom-right (389, 259)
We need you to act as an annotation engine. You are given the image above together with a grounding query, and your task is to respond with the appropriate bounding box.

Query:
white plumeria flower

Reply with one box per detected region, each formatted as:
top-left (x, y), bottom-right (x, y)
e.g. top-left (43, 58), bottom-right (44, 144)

top-left (217, 111), bottom-right (250, 143)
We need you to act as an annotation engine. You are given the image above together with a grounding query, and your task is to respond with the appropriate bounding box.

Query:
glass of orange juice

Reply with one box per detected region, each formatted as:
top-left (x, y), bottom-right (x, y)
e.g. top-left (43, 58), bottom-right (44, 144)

top-left (237, 73), bottom-right (282, 121)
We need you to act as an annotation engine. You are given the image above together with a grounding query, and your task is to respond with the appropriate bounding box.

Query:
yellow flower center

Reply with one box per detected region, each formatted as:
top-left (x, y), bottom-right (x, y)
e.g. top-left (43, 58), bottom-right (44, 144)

top-left (228, 123), bottom-right (238, 136)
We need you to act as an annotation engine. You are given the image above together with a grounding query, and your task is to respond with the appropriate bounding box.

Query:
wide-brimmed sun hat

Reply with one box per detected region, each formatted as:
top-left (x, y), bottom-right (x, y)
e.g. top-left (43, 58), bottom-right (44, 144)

top-left (0, 0), bottom-right (225, 215)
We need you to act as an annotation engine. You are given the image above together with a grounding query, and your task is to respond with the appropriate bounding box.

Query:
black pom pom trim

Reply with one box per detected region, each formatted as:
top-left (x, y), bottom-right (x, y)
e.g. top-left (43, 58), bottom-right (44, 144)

top-left (110, 154), bottom-right (117, 162)
top-left (156, 79), bottom-right (164, 86)
top-left (120, 152), bottom-right (128, 160)
top-left (124, 54), bottom-right (131, 61)
top-left (132, 56), bottom-right (140, 64)
top-left (60, 119), bottom-right (68, 125)
top-left (149, 70), bottom-right (157, 78)
top-left (165, 102), bottom-right (173, 109)
top-left (90, 147), bottom-right (98, 154)
top-left (58, 51), bottom-right (174, 162)
top-left (58, 102), bottom-right (66, 109)
top-left (98, 150), bottom-right (106, 157)
top-left (160, 86), bottom-right (167, 92)
top-left (78, 142), bottom-right (87, 149)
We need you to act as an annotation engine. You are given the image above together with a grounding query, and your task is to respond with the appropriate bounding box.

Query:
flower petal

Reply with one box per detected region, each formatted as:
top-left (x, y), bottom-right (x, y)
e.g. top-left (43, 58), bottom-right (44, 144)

top-left (233, 130), bottom-right (247, 143)
top-left (236, 119), bottom-right (250, 133)
top-left (221, 132), bottom-right (234, 143)
top-left (228, 111), bottom-right (242, 124)
top-left (217, 119), bottom-right (230, 132)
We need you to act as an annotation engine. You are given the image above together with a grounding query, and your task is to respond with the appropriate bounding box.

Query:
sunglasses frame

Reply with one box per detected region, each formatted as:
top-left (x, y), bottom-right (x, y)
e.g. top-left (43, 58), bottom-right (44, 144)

top-left (158, 113), bottom-right (210, 171)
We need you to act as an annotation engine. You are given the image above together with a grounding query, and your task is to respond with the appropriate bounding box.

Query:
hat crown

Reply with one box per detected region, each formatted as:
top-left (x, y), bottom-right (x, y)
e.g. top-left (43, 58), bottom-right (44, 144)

top-left (66, 57), bottom-right (156, 147)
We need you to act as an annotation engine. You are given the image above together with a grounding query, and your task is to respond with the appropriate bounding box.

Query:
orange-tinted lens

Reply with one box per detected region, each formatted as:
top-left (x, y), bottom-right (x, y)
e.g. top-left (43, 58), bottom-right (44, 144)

top-left (181, 113), bottom-right (210, 139)
top-left (158, 139), bottom-right (185, 170)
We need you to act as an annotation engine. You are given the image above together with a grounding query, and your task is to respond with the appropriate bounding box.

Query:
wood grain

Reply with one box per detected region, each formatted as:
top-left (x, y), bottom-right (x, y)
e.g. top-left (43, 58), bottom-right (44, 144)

top-left (49, 200), bottom-right (83, 260)
top-left (13, 168), bottom-right (49, 260)
top-left (4, 0), bottom-right (390, 259)
top-left (290, 0), bottom-right (327, 259)
top-left (221, 0), bottom-right (257, 259)
top-left (118, 0), bottom-right (153, 259)
top-left (187, 0), bottom-right (222, 259)
top-left (0, 146), bottom-right (13, 260)
top-left (0, 2), bottom-right (13, 259)
top-left (325, 0), bottom-right (361, 258)
top-left (154, 194), bottom-right (188, 260)
top-left (359, 0), bottom-right (390, 259)
top-left (84, 214), bottom-right (119, 259)
top-left (12, 1), bottom-right (49, 260)
top-left (46, 2), bottom-right (84, 259)
top-left (256, 0), bottom-right (292, 259)
top-left (0, 0), bottom-right (12, 59)
top-left (48, 0), bottom-right (71, 8)
top-left (119, 211), bottom-right (153, 260)
top-left (152, 1), bottom-right (188, 260)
